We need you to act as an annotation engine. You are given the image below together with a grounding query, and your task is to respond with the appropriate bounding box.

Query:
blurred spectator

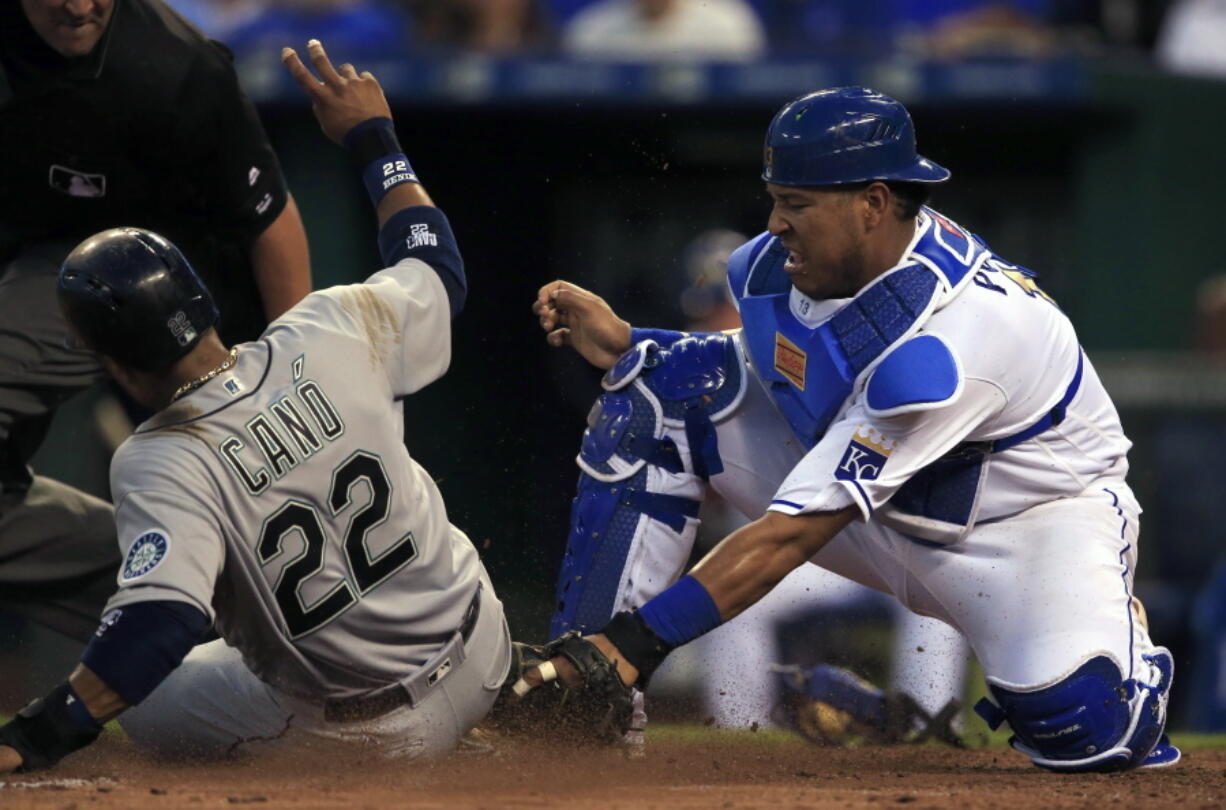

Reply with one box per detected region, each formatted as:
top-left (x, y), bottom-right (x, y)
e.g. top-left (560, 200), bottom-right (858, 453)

top-left (1195, 275), bottom-right (1226, 358)
top-left (678, 229), bottom-right (745, 332)
top-left (1158, 0), bottom-right (1226, 78)
top-left (197, 0), bottom-right (412, 62)
top-left (168, 0), bottom-right (267, 42)
top-left (757, 0), bottom-right (1101, 59)
top-left (409, 0), bottom-right (556, 54)
top-left (901, 1), bottom-right (1059, 57)
top-left (563, 0), bottom-right (766, 62)
top-left (1146, 274), bottom-right (1226, 729)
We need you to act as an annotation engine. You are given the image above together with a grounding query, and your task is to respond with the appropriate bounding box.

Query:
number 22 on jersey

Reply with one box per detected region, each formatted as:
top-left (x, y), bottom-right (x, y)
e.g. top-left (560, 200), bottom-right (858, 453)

top-left (259, 451), bottom-right (417, 638)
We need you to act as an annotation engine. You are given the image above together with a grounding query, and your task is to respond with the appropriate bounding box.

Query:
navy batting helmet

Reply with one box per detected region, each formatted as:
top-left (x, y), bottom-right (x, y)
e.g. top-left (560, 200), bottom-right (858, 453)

top-left (58, 228), bottom-right (219, 371)
top-left (762, 87), bottom-right (949, 187)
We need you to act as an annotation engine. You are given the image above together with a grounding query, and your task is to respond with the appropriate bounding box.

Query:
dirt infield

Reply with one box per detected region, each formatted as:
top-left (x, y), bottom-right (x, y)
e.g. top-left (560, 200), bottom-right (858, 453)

top-left (1, 732), bottom-right (1222, 810)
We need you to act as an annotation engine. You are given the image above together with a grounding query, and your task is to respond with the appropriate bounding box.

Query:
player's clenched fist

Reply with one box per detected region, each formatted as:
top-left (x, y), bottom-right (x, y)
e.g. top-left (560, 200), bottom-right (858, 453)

top-left (533, 281), bottom-right (633, 370)
top-left (282, 40), bottom-right (392, 144)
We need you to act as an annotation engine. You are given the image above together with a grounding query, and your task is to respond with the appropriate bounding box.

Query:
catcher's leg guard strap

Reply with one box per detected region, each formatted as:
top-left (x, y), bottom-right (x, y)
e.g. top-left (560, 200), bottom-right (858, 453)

top-left (551, 469), bottom-right (701, 637)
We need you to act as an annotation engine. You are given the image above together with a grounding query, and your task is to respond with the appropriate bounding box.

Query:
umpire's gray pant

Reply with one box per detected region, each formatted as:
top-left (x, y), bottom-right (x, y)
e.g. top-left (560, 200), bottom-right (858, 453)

top-left (0, 241), bottom-right (118, 642)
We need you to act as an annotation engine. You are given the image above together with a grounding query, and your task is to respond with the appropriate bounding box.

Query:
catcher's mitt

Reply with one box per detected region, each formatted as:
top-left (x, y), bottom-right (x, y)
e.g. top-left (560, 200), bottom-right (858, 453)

top-left (773, 664), bottom-right (964, 747)
top-left (487, 632), bottom-right (634, 745)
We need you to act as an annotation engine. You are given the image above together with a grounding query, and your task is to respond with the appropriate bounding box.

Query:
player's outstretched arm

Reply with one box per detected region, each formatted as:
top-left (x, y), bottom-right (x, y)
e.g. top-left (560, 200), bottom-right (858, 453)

top-left (0, 665), bottom-right (125, 774)
top-left (514, 506), bottom-right (857, 695)
top-left (0, 601), bottom-right (207, 773)
top-left (533, 280), bottom-right (633, 369)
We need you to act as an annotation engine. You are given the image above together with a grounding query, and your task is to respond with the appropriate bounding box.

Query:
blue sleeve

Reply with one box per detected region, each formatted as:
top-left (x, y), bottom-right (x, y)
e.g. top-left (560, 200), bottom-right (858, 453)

top-left (630, 327), bottom-right (688, 348)
top-left (81, 601), bottom-right (210, 707)
top-left (377, 206), bottom-right (466, 319)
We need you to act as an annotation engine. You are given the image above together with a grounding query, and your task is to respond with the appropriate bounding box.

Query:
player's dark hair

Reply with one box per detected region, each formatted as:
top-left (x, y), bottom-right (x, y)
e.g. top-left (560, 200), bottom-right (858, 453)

top-left (886, 182), bottom-right (931, 220)
top-left (838, 180), bottom-right (931, 220)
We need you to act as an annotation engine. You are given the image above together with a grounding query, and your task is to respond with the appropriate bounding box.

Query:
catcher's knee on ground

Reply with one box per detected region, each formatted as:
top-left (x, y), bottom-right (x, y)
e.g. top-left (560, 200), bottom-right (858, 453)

top-left (551, 334), bottom-right (745, 637)
top-left (974, 649), bottom-right (1176, 772)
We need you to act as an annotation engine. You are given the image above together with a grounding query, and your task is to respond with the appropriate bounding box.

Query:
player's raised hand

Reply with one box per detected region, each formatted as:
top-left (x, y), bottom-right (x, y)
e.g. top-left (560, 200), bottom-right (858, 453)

top-left (281, 40), bottom-right (392, 144)
top-left (533, 281), bottom-right (633, 370)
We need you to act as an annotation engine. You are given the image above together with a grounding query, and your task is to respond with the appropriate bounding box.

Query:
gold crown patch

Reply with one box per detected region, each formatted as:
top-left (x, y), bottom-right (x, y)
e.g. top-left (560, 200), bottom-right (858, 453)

top-left (852, 425), bottom-right (896, 457)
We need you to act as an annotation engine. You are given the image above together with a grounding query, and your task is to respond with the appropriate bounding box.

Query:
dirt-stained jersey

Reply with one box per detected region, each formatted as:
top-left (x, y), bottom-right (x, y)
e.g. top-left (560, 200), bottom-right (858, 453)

top-left (102, 259), bottom-right (483, 700)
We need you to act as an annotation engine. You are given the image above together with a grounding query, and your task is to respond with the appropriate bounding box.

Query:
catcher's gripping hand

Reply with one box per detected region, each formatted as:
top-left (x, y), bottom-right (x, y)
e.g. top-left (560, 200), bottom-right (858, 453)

top-left (490, 632), bottom-right (634, 744)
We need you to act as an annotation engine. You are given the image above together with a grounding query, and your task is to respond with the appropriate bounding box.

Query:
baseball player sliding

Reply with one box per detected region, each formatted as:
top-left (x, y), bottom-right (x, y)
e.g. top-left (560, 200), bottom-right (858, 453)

top-left (0, 40), bottom-right (510, 772)
top-left (522, 88), bottom-right (1178, 772)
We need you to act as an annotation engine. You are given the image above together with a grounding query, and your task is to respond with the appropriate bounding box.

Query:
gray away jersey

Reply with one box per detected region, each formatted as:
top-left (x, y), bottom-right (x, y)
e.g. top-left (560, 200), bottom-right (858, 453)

top-left (103, 259), bottom-right (484, 699)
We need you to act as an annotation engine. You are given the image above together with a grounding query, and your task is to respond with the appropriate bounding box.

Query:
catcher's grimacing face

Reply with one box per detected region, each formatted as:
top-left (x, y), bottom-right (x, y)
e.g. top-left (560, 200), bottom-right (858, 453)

top-left (766, 182), bottom-right (872, 301)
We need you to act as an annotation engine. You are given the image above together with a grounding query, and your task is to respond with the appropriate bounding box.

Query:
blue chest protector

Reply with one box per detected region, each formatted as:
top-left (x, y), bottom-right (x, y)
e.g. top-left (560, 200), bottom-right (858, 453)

top-left (729, 212), bottom-right (981, 450)
top-left (730, 211), bottom-right (1085, 539)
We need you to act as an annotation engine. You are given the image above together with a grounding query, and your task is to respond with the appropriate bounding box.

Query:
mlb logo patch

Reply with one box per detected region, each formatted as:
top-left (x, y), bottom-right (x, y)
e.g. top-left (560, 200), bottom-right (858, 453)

top-left (427, 657), bottom-right (452, 686)
top-left (166, 311), bottom-right (197, 347)
top-left (774, 332), bottom-right (806, 390)
top-left (223, 377), bottom-right (243, 396)
top-left (122, 531), bottom-right (170, 581)
top-left (835, 426), bottom-right (895, 482)
top-left (49, 165), bottom-right (106, 198)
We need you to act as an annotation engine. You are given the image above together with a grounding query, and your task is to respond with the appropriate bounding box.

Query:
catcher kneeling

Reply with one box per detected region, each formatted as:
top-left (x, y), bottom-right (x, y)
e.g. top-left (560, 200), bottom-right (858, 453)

top-left (519, 87), bottom-right (1176, 774)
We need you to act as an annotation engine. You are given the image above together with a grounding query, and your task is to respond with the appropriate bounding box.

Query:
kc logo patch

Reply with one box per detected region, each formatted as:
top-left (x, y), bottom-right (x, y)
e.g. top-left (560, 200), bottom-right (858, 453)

top-left (774, 333), bottom-right (806, 390)
top-left (122, 532), bottom-right (169, 581)
top-left (835, 426), bottom-right (895, 482)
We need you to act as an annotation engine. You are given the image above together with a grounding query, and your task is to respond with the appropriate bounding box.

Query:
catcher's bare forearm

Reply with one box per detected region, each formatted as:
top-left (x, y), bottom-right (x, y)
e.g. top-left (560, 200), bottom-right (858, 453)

top-left (691, 508), bottom-right (857, 621)
top-left (511, 508), bottom-right (857, 705)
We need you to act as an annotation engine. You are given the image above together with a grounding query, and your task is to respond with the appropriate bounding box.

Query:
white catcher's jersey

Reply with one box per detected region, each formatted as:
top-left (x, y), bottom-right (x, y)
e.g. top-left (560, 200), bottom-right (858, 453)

top-left (765, 210), bottom-right (1136, 536)
top-left (103, 259), bottom-right (484, 699)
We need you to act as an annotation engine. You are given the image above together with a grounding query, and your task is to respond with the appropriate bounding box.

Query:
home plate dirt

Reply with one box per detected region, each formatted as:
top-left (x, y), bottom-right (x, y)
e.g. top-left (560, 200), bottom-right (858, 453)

top-left (0, 732), bottom-right (1221, 809)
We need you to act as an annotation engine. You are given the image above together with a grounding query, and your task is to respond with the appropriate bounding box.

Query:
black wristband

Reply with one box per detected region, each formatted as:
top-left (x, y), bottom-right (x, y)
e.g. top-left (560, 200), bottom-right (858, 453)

top-left (0, 683), bottom-right (102, 772)
top-left (600, 610), bottom-right (674, 689)
top-left (343, 117), bottom-right (404, 167)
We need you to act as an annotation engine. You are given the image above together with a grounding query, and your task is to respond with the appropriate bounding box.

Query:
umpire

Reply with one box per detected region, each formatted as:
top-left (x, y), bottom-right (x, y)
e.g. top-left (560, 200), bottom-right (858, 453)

top-left (0, 0), bottom-right (311, 642)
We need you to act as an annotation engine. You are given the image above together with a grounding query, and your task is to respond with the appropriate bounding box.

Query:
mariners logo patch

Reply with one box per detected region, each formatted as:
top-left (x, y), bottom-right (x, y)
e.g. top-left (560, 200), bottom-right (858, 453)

top-left (122, 532), bottom-right (169, 581)
top-left (835, 426), bottom-right (895, 482)
top-left (774, 332), bottom-right (806, 390)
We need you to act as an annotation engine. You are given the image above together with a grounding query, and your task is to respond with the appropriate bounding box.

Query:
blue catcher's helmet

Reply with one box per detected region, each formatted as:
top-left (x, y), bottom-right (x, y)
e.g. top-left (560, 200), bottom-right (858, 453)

top-left (762, 87), bottom-right (950, 187)
top-left (58, 228), bottom-right (219, 371)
